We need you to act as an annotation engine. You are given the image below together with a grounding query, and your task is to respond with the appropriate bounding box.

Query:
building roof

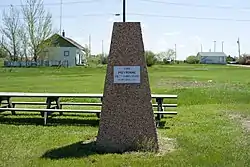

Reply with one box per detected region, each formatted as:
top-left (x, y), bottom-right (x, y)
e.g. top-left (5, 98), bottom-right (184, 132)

top-left (197, 52), bottom-right (227, 57)
top-left (60, 34), bottom-right (86, 51)
top-left (63, 36), bottom-right (86, 51)
top-left (43, 33), bottom-right (87, 52)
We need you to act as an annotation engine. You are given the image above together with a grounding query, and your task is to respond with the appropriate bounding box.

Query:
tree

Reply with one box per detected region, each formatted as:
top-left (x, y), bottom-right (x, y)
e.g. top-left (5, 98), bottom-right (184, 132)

top-left (156, 49), bottom-right (175, 62)
top-left (238, 54), bottom-right (250, 65)
top-left (186, 55), bottom-right (200, 64)
top-left (0, 5), bottom-right (21, 61)
top-left (21, 0), bottom-right (53, 62)
top-left (226, 55), bottom-right (235, 63)
top-left (145, 50), bottom-right (157, 67)
top-left (0, 47), bottom-right (8, 58)
top-left (19, 24), bottom-right (29, 61)
top-left (84, 44), bottom-right (91, 57)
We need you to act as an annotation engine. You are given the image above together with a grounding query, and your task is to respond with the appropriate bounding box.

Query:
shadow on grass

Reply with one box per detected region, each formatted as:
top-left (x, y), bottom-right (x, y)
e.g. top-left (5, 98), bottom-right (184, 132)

top-left (42, 141), bottom-right (99, 159)
top-left (0, 117), bottom-right (100, 127)
top-left (0, 113), bottom-right (97, 118)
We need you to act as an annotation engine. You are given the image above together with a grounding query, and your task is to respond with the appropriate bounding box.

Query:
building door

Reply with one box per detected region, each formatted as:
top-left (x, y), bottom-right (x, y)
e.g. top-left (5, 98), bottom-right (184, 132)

top-left (75, 53), bottom-right (81, 65)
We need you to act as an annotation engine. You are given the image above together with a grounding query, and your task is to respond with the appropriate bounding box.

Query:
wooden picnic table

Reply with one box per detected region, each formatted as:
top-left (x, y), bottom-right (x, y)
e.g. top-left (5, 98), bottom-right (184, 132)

top-left (0, 92), bottom-right (177, 98)
top-left (0, 92), bottom-right (178, 125)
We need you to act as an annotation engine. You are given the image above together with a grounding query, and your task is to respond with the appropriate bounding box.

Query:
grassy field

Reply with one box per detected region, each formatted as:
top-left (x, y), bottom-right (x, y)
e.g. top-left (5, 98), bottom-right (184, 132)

top-left (0, 64), bottom-right (250, 167)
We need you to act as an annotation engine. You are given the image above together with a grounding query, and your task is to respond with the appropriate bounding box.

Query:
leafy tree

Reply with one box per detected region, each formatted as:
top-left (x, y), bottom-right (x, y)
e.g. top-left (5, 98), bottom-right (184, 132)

top-left (186, 55), bottom-right (200, 64)
top-left (99, 53), bottom-right (108, 65)
top-left (145, 50), bottom-right (157, 67)
top-left (226, 55), bottom-right (236, 62)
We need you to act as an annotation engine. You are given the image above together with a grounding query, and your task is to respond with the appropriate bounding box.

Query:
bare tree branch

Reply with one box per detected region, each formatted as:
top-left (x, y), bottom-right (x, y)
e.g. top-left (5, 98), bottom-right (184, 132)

top-left (0, 5), bottom-right (21, 61)
top-left (19, 24), bottom-right (29, 61)
top-left (156, 49), bottom-right (175, 61)
top-left (21, 0), bottom-right (53, 62)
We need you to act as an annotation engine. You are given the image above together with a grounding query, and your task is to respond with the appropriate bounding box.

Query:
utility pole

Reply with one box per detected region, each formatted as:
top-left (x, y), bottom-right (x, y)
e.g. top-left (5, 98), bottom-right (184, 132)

top-left (123, 0), bottom-right (126, 22)
top-left (213, 41), bottom-right (216, 52)
top-left (237, 37), bottom-right (241, 58)
top-left (174, 44), bottom-right (177, 62)
top-left (60, 0), bottom-right (62, 34)
top-left (88, 34), bottom-right (91, 57)
top-left (102, 40), bottom-right (104, 57)
top-left (201, 44), bottom-right (203, 52)
top-left (222, 41), bottom-right (224, 52)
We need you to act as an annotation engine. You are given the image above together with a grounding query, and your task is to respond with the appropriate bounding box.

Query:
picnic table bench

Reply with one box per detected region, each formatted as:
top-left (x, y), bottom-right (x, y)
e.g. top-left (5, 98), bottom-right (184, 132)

top-left (0, 92), bottom-right (178, 126)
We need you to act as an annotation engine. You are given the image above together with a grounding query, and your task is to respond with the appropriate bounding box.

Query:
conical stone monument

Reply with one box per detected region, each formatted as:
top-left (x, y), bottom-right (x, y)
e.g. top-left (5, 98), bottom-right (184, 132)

top-left (96, 22), bottom-right (159, 153)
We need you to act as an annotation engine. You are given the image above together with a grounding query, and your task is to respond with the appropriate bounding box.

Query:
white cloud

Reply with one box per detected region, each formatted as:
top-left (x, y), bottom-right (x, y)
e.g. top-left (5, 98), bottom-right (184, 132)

top-left (164, 31), bottom-right (181, 36)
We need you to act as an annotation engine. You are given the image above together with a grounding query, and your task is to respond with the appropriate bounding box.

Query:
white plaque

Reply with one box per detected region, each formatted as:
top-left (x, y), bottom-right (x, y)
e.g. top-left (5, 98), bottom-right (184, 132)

top-left (113, 66), bottom-right (141, 83)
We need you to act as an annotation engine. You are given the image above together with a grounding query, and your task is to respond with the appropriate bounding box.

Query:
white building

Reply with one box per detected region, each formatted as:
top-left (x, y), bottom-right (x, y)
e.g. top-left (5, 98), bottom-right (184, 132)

top-left (197, 52), bottom-right (227, 64)
top-left (40, 31), bottom-right (87, 67)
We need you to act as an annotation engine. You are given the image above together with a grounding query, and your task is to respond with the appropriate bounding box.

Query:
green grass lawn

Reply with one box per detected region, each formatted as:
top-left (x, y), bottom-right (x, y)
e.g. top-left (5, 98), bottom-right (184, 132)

top-left (0, 64), bottom-right (250, 167)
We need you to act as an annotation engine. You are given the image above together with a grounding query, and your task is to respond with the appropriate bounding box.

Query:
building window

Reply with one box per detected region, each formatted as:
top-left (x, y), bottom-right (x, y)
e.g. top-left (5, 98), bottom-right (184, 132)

top-left (64, 51), bottom-right (69, 57)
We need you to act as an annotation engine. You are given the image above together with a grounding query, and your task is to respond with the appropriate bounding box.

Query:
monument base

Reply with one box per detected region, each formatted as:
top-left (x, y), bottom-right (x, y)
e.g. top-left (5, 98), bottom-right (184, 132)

top-left (95, 22), bottom-right (159, 153)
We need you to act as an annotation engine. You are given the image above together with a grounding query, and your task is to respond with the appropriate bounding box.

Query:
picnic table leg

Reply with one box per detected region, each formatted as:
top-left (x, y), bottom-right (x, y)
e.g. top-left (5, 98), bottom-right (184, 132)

top-left (44, 112), bottom-right (47, 125)
top-left (55, 97), bottom-right (63, 116)
top-left (7, 97), bottom-right (16, 115)
top-left (0, 97), bottom-right (8, 113)
top-left (41, 97), bottom-right (53, 125)
top-left (0, 97), bottom-right (3, 113)
top-left (40, 97), bottom-right (52, 117)
top-left (156, 97), bottom-right (164, 120)
top-left (0, 97), bottom-right (16, 115)
top-left (96, 97), bottom-right (102, 118)
top-left (0, 97), bottom-right (2, 107)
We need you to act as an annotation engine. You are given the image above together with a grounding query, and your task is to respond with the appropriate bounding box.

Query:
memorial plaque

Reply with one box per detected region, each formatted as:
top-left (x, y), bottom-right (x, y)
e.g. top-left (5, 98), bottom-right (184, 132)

top-left (113, 66), bottom-right (140, 84)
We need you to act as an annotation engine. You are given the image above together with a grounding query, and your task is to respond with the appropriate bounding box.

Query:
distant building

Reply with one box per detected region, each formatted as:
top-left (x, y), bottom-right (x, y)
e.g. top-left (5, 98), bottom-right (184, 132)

top-left (197, 52), bottom-right (227, 64)
top-left (39, 31), bottom-right (87, 67)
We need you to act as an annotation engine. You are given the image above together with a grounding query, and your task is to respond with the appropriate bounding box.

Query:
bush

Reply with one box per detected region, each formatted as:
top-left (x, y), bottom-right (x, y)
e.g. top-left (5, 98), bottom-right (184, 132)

top-left (226, 55), bottom-right (236, 63)
top-left (163, 58), bottom-right (171, 64)
top-left (186, 55), bottom-right (200, 64)
top-left (101, 56), bottom-right (108, 65)
top-left (145, 50), bottom-right (157, 67)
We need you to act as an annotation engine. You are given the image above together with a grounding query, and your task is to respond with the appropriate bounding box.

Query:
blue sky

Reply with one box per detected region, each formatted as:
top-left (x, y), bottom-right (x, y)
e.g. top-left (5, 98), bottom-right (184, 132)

top-left (1, 0), bottom-right (250, 60)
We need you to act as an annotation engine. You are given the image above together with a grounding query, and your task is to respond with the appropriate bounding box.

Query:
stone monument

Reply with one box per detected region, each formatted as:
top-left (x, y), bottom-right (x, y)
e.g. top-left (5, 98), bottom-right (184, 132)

top-left (96, 22), bottom-right (159, 153)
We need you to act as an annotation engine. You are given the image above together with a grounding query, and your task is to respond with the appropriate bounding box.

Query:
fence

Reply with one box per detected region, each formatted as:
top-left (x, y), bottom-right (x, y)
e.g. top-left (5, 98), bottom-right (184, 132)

top-left (3, 60), bottom-right (69, 68)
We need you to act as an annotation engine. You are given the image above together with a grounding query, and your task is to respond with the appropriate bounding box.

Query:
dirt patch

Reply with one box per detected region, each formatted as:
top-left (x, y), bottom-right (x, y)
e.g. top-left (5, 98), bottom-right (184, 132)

top-left (229, 114), bottom-right (250, 132)
top-left (124, 135), bottom-right (177, 157)
top-left (156, 79), bottom-right (215, 89)
top-left (156, 136), bottom-right (177, 156)
top-left (243, 120), bottom-right (250, 132)
top-left (156, 79), bottom-right (248, 92)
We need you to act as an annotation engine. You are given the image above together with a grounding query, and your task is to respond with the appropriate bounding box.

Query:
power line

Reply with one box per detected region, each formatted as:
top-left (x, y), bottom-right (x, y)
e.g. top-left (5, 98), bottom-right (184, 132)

top-left (127, 13), bottom-right (250, 22)
top-left (0, 13), bottom-right (115, 20)
top-left (139, 0), bottom-right (250, 11)
top-left (2, 12), bottom-right (250, 23)
top-left (0, 0), bottom-right (100, 8)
